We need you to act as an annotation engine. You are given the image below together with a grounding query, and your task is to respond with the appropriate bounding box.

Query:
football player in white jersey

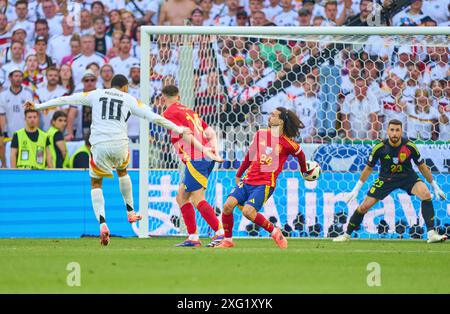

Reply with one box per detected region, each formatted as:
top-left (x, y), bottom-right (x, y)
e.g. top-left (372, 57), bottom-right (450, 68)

top-left (25, 74), bottom-right (221, 245)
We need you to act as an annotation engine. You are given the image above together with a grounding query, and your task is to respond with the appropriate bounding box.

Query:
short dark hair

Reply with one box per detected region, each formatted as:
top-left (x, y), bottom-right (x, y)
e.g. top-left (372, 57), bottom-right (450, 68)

top-left (51, 110), bottom-right (67, 122)
top-left (388, 119), bottom-right (403, 128)
top-left (46, 65), bottom-right (59, 74)
top-left (111, 74), bottom-right (128, 88)
top-left (35, 19), bottom-right (49, 27)
top-left (15, 0), bottom-right (28, 7)
top-left (25, 109), bottom-right (38, 116)
top-left (162, 85), bottom-right (179, 97)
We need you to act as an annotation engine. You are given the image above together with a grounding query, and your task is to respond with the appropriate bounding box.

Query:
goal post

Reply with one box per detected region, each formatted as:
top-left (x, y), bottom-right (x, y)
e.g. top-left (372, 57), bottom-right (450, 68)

top-left (138, 26), bottom-right (450, 239)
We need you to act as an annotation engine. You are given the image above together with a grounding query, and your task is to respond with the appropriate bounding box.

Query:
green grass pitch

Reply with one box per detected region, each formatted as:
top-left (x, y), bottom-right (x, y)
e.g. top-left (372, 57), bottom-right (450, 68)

top-left (0, 237), bottom-right (448, 293)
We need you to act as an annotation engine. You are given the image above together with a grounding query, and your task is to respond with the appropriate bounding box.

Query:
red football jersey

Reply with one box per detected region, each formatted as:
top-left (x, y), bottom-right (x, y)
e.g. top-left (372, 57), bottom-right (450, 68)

top-left (240, 129), bottom-right (303, 187)
top-left (162, 102), bottom-right (210, 162)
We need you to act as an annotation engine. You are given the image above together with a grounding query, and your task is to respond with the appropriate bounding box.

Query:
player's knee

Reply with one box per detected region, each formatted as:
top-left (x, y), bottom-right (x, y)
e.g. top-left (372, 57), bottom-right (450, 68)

top-left (117, 168), bottom-right (127, 177)
top-left (223, 202), bottom-right (234, 215)
top-left (175, 194), bottom-right (187, 207)
top-left (357, 205), bottom-right (369, 214)
top-left (420, 190), bottom-right (432, 200)
top-left (242, 207), bottom-right (255, 220)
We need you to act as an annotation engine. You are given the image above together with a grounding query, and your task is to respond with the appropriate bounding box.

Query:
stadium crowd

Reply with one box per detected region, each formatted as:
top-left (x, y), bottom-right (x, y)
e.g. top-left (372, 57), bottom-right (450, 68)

top-left (0, 0), bottom-right (449, 169)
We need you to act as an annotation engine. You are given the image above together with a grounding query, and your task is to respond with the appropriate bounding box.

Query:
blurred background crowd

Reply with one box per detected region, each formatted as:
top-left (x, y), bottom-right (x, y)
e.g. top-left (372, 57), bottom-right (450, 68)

top-left (0, 0), bottom-right (448, 169)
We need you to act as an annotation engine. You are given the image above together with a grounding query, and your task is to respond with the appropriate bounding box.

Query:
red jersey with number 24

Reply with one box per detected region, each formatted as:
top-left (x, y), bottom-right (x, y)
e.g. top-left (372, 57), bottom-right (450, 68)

top-left (240, 129), bottom-right (304, 187)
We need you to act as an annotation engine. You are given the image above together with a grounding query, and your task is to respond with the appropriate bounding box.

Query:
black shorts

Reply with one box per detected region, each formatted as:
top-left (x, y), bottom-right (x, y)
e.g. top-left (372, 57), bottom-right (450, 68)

top-left (367, 175), bottom-right (422, 200)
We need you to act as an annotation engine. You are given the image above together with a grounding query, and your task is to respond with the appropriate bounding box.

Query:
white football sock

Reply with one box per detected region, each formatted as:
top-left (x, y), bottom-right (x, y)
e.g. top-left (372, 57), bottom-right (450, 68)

top-left (188, 233), bottom-right (200, 241)
top-left (91, 188), bottom-right (105, 223)
top-left (119, 174), bottom-right (134, 211)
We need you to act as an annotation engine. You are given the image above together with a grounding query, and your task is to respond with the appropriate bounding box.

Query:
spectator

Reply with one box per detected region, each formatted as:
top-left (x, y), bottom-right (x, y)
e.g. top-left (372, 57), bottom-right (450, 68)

top-left (199, 0), bottom-right (215, 26)
top-left (125, 0), bottom-right (159, 25)
top-left (251, 10), bottom-right (267, 26)
top-left (1, 41), bottom-right (26, 84)
top-left (41, 0), bottom-right (63, 39)
top-left (249, 0), bottom-right (264, 16)
top-left (263, 0), bottom-right (282, 22)
top-left (90, 1), bottom-right (106, 20)
top-left (273, 0), bottom-right (298, 26)
top-left (131, 25), bottom-right (141, 59)
top-left (10, 108), bottom-right (53, 169)
top-left (159, 0), bottom-right (196, 25)
top-left (152, 42), bottom-right (178, 85)
top-left (344, 0), bottom-right (372, 26)
top-left (438, 92), bottom-right (450, 141)
top-left (364, 57), bottom-right (384, 99)
top-left (127, 63), bottom-right (141, 142)
top-left (100, 63), bottom-right (114, 89)
top-left (258, 37), bottom-right (291, 72)
top-left (0, 13), bottom-right (10, 51)
top-left (430, 79), bottom-right (447, 108)
top-left (75, 69), bottom-right (98, 141)
top-left (11, 0), bottom-right (34, 42)
top-left (22, 54), bottom-right (44, 92)
top-left (78, 9), bottom-right (94, 35)
top-left (190, 8), bottom-right (205, 26)
top-left (48, 15), bottom-right (75, 65)
top-left (386, 45), bottom-right (413, 81)
top-left (422, 0), bottom-right (449, 25)
top-left (312, 15), bottom-right (325, 26)
top-left (102, 0), bottom-right (126, 12)
top-left (403, 61), bottom-right (423, 99)
top-left (70, 34), bottom-right (107, 86)
top-left (109, 35), bottom-right (139, 79)
top-left (292, 75), bottom-right (319, 142)
top-left (236, 10), bottom-right (250, 26)
top-left (34, 35), bottom-right (55, 74)
top-left (106, 30), bottom-right (123, 59)
top-left (93, 16), bottom-right (112, 56)
top-left (58, 63), bottom-right (75, 96)
top-left (35, 66), bottom-right (67, 130)
top-left (106, 9), bottom-right (125, 37)
top-left (47, 110), bottom-right (69, 168)
top-left (380, 73), bottom-right (410, 133)
top-left (298, 8), bottom-right (312, 26)
top-left (34, 19), bottom-right (49, 42)
top-left (60, 34), bottom-right (81, 66)
top-left (121, 10), bottom-right (138, 38)
top-left (250, 58), bottom-right (276, 89)
top-left (392, 0), bottom-right (425, 26)
top-left (407, 88), bottom-right (439, 140)
top-left (341, 76), bottom-right (381, 140)
top-left (69, 134), bottom-right (91, 168)
top-left (211, 0), bottom-right (228, 20)
top-left (423, 46), bottom-right (449, 85)
top-left (215, 0), bottom-right (239, 26)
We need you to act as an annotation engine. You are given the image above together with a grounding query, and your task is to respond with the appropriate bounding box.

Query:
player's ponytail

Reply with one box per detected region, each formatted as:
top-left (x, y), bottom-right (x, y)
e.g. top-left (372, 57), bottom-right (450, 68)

top-left (276, 107), bottom-right (304, 139)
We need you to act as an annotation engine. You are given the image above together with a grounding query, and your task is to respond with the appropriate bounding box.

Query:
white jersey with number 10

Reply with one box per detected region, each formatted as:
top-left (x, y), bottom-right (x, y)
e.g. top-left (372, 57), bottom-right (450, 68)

top-left (35, 88), bottom-right (184, 146)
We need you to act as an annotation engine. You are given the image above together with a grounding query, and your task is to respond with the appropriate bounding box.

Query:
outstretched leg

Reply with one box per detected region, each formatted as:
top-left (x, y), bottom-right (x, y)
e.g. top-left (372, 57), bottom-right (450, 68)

top-left (117, 168), bottom-right (141, 223)
top-left (411, 181), bottom-right (447, 243)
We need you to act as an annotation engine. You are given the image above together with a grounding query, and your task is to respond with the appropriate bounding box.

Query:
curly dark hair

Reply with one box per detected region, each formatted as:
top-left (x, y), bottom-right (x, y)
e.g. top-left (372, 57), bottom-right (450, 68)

top-left (276, 107), bottom-right (304, 138)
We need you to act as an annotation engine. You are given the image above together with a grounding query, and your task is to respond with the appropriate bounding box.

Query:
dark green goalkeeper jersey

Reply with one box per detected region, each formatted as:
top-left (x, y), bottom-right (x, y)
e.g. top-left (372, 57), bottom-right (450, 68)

top-left (366, 138), bottom-right (425, 180)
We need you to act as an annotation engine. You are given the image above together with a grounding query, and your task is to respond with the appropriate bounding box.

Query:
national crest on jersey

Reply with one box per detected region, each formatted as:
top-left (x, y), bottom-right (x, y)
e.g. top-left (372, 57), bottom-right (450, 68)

top-left (398, 145), bottom-right (411, 163)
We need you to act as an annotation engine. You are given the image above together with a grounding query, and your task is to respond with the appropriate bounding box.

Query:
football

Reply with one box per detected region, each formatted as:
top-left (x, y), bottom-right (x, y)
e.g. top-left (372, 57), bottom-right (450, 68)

top-left (303, 161), bottom-right (321, 181)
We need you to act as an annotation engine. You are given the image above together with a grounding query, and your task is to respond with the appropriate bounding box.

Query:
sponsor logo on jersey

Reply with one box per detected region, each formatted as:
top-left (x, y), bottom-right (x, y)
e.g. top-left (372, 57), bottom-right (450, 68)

top-left (384, 155), bottom-right (391, 160)
top-left (249, 199), bottom-right (255, 204)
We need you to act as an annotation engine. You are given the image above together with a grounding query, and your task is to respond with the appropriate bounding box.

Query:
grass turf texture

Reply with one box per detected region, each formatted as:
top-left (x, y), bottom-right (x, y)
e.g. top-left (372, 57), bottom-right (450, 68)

top-left (0, 238), bottom-right (448, 293)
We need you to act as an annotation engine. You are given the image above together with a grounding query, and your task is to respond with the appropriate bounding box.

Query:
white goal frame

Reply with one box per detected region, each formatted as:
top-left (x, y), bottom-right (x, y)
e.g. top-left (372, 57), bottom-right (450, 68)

top-left (138, 26), bottom-right (450, 238)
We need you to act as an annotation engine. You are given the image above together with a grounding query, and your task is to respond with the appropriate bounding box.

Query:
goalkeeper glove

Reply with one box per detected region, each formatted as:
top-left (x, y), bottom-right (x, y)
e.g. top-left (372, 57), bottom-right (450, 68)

top-left (431, 181), bottom-right (446, 200)
top-left (344, 180), bottom-right (364, 204)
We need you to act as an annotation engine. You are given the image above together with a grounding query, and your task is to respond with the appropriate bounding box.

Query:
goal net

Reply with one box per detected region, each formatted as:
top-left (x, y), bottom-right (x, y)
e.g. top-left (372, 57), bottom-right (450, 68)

top-left (138, 26), bottom-right (450, 240)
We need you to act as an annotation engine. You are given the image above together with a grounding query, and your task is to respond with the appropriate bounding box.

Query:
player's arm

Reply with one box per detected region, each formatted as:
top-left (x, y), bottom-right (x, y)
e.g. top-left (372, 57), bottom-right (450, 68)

top-left (236, 132), bottom-right (259, 184)
top-left (204, 126), bottom-right (219, 155)
top-left (130, 100), bottom-right (185, 134)
top-left (410, 142), bottom-right (446, 200)
top-left (0, 114), bottom-right (6, 137)
top-left (65, 107), bottom-right (77, 141)
top-left (344, 143), bottom-right (381, 203)
top-left (24, 93), bottom-right (92, 111)
top-left (55, 138), bottom-right (68, 160)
